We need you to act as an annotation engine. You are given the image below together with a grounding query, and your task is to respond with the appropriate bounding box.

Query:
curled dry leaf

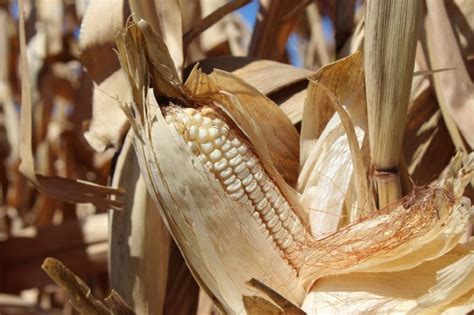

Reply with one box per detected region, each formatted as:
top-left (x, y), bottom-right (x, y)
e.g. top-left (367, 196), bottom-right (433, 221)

top-left (79, 0), bottom-right (131, 152)
top-left (128, 0), bottom-right (183, 77)
top-left (18, 0), bottom-right (125, 209)
top-left (298, 52), bottom-right (372, 237)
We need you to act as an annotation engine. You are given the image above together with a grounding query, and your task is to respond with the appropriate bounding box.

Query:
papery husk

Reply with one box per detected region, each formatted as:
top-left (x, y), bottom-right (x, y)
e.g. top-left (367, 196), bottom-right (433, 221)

top-left (232, 60), bottom-right (311, 96)
top-left (300, 153), bottom-right (474, 314)
top-left (116, 20), bottom-right (307, 314)
top-left (298, 52), bottom-right (372, 237)
top-left (302, 241), bottom-right (474, 314)
top-left (130, 90), bottom-right (306, 313)
top-left (109, 132), bottom-right (172, 314)
top-left (128, 0), bottom-right (183, 77)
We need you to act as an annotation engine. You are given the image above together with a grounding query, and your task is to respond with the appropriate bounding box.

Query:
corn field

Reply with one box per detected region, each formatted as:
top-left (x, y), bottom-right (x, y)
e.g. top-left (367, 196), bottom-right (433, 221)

top-left (0, 0), bottom-right (473, 314)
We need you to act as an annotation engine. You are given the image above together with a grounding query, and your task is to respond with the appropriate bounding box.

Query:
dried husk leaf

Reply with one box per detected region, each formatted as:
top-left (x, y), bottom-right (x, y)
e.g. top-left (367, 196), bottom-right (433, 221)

top-left (246, 278), bottom-right (306, 315)
top-left (302, 241), bottom-right (474, 314)
top-left (115, 22), bottom-right (306, 313)
top-left (300, 154), bottom-right (474, 313)
top-left (128, 0), bottom-right (184, 76)
top-left (189, 56), bottom-right (310, 125)
top-left (109, 132), bottom-right (171, 314)
top-left (422, 0), bottom-right (474, 149)
top-left (300, 51), bottom-right (366, 167)
top-left (278, 89), bottom-right (306, 125)
top-left (232, 60), bottom-right (312, 96)
top-left (298, 52), bottom-right (372, 237)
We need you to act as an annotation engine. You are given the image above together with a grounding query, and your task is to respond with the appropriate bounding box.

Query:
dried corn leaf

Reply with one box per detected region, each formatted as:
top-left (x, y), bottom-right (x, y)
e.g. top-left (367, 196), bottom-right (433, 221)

top-left (278, 89), bottom-right (306, 125)
top-left (300, 51), bottom-right (366, 167)
top-left (249, 0), bottom-right (300, 61)
top-left (423, 0), bottom-right (474, 149)
top-left (184, 0), bottom-right (250, 53)
top-left (403, 85), bottom-right (455, 186)
top-left (232, 60), bottom-right (311, 96)
top-left (0, 10), bottom-right (18, 162)
top-left (80, 0), bottom-right (131, 152)
top-left (19, 0), bottom-right (124, 209)
top-left (128, 0), bottom-right (183, 76)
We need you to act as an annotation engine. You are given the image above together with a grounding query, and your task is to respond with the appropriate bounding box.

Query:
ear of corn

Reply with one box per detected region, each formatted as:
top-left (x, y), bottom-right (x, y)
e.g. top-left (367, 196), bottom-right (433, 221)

top-left (163, 105), bottom-right (308, 267)
top-left (115, 19), bottom-right (474, 315)
top-left (116, 21), bottom-right (309, 313)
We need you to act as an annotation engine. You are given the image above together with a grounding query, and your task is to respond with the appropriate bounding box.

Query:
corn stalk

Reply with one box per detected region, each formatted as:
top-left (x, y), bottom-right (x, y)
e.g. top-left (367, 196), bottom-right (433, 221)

top-left (364, 0), bottom-right (422, 208)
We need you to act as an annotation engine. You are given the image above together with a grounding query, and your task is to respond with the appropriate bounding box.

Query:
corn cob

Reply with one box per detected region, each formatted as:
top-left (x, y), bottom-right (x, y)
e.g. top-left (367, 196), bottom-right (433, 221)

top-left (163, 105), bottom-right (309, 268)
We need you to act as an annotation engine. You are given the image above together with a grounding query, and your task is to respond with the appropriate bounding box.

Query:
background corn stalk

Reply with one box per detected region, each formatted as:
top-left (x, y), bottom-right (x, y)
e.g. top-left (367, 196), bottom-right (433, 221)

top-left (0, 0), bottom-right (472, 314)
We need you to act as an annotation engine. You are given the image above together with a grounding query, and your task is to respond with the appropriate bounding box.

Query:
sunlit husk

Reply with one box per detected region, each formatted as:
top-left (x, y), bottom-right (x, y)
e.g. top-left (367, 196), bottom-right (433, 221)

top-left (298, 52), bottom-right (372, 237)
top-left (131, 90), bottom-right (306, 313)
top-left (301, 154), bottom-right (474, 313)
top-left (116, 21), bottom-right (307, 313)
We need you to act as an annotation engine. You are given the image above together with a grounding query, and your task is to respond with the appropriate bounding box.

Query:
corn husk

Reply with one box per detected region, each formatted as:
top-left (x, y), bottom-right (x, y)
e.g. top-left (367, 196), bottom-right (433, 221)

top-left (109, 132), bottom-right (172, 314)
top-left (116, 20), bottom-right (307, 313)
top-left (298, 52), bottom-right (373, 237)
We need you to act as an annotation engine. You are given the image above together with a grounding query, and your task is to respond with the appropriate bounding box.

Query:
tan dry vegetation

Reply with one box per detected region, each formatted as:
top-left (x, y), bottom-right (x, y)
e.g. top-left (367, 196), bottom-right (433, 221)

top-left (0, 0), bottom-right (473, 314)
